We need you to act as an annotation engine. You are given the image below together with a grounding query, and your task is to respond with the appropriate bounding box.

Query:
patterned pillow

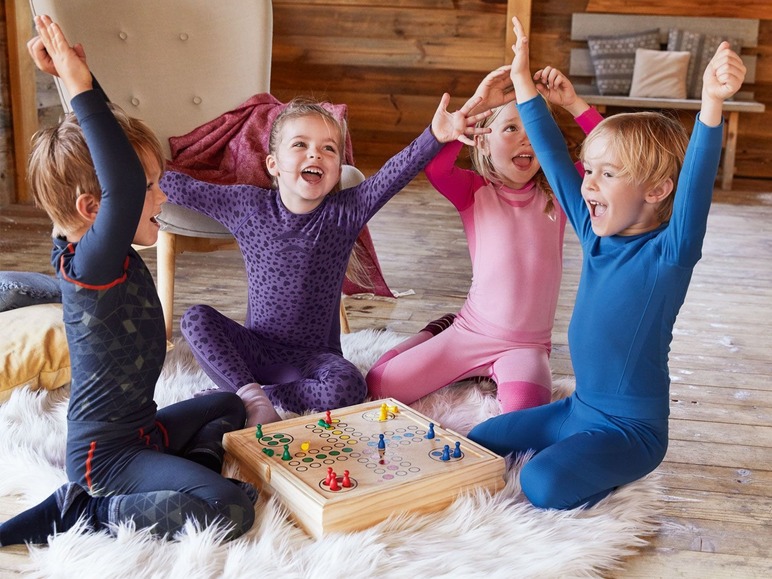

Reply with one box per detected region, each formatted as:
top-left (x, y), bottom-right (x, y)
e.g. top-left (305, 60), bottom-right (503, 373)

top-left (587, 29), bottom-right (661, 95)
top-left (668, 29), bottom-right (742, 99)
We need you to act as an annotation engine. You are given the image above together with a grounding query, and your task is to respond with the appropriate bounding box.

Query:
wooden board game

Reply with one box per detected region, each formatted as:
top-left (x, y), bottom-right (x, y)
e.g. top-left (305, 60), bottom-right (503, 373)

top-left (223, 398), bottom-right (506, 538)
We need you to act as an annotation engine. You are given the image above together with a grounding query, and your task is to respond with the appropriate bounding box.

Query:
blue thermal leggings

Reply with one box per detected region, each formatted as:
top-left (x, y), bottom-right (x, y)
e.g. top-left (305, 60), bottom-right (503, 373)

top-left (468, 393), bottom-right (668, 509)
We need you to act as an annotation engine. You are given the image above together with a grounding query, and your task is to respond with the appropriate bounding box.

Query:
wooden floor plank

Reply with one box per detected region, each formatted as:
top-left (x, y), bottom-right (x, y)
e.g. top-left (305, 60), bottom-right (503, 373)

top-left (623, 550), bottom-right (772, 578)
top-left (669, 419), bottom-right (771, 448)
top-left (665, 439), bottom-right (768, 470)
top-left (656, 462), bottom-right (771, 497)
top-left (650, 516), bottom-right (770, 557)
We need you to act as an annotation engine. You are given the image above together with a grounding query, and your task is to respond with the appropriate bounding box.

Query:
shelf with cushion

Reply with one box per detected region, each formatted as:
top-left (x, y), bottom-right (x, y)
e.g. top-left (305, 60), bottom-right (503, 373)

top-left (569, 12), bottom-right (765, 190)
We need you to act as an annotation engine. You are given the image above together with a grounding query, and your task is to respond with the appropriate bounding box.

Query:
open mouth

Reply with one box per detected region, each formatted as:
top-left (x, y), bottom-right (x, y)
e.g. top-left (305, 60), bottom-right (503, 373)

top-left (588, 200), bottom-right (607, 218)
top-left (512, 154), bottom-right (533, 170)
top-left (301, 167), bottom-right (324, 184)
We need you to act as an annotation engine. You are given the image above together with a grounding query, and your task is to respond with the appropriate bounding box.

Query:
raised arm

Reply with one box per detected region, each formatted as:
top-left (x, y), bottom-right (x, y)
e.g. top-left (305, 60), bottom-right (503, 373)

top-left (29, 15), bottom-right (145, 279)
top-left (506, 17), bottom-right (590, 236)
top-left (666, 42), bottom-right (747, 264)
top-left (508, 18), bottom-right (539, 104)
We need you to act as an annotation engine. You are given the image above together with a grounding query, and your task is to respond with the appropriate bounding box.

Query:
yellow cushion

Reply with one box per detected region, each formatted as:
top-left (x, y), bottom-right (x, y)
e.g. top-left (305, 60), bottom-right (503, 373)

top-left (0, 303), bottom-right (70, 402)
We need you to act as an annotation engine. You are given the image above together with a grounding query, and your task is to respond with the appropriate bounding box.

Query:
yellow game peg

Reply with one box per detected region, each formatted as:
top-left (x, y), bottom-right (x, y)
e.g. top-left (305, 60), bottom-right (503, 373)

top-left (301, 441), bottom-right (310, 452)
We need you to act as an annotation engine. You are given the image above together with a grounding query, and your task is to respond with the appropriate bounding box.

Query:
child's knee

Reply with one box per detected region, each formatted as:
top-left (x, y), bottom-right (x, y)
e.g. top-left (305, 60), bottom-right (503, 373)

top-left (210, 391), bottom-right (247, 427)
top-left (520, 462), bottom-right (566, 509)
top-left (365, 349), bottom-right (401, 397)
top-left (337, 370), bottom-right (367, 406)
top-left (365, 364), bottom-right (386, 398)
top-left (180, 304), bottom-right (217, 336)
top-left (496, 381), bottom-right (551, 413)
top-left (370, 348), bottom-right (400, 372)
top-left (314, 364), bottom-right (367, 409)
top-left (215, 485), bottom-right (257, 540)
top-left (520, 461), bottom-right (596, 510)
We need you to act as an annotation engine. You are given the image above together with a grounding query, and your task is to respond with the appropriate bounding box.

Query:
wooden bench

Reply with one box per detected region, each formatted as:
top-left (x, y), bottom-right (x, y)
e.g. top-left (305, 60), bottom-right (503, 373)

top-left (569, 13), bottom-right (765, 190)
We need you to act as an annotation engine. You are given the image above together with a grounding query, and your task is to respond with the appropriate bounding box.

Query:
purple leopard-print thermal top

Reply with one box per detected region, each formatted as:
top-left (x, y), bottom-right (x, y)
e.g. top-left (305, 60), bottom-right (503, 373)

top-left (160, 127), bottom-right (441, 353)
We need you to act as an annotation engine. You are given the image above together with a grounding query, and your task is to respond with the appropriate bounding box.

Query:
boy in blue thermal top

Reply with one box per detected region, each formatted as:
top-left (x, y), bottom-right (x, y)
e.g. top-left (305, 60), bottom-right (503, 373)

top-left (468, 17), bottom-right (747, 509)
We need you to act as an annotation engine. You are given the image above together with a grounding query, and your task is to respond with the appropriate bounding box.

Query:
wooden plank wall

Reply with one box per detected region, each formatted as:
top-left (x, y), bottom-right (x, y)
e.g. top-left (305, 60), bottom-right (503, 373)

top-left (270, 0), bottom-right (772, 181)
top-left (2, 0), bottom-right (770, 206)
top-left (270, 0), bottom-right (510, 170)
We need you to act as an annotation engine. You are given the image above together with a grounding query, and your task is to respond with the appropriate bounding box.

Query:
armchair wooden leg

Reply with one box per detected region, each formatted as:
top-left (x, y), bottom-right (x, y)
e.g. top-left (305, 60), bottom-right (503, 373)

top-left (339, 296), bottom-right (350, 334)
top-left (156, 230), bottom-right (178, 340)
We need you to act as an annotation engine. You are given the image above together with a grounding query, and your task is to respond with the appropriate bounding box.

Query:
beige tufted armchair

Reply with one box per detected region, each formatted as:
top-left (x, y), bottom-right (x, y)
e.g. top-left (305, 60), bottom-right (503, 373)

top-left (30, 0), bottom-right (360, 338)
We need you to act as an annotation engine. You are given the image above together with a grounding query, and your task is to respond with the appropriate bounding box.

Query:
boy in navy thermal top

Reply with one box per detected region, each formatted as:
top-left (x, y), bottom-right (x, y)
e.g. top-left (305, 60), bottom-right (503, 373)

top-left (161, 93), bottom-right (495, 427)
top-left (468, 17), bottom-right (747, 509)
top-left (0, 16), bottom-right (255, 546)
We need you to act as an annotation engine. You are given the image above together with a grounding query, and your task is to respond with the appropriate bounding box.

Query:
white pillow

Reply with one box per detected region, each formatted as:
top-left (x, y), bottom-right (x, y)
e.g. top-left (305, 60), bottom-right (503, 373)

top-left (629, 49), bottom-right (691, 99)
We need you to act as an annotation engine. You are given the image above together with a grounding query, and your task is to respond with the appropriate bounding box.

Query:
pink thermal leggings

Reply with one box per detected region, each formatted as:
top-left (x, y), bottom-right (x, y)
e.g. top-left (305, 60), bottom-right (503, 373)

top-left (366, 320), bottom-right (552, 413)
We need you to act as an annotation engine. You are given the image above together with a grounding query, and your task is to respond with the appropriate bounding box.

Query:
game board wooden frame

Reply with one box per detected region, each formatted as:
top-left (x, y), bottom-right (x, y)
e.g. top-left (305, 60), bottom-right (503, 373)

top-left (224, 398), bottom-right (506, 538)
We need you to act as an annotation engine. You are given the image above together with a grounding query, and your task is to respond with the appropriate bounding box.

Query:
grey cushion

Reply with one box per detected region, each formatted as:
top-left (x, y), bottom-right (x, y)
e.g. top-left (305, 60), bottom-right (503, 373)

top-left (0, 271), bottom-right (61, 312)
top-left (157, 203), bottom-right (232, 238)
top-left (588, 29), bottom-right (661, 96)
top-left (668, 28), bottom-right (742, 99)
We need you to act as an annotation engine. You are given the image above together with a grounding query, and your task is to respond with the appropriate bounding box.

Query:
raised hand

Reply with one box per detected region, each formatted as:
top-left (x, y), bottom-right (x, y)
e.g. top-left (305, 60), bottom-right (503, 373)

top-left (508, 17), bottom-right (538, 102)
top-left (703, 42), bottom-right (746, 103)
top-left (431, 93), bottom-right (493, 145)
top-left (27, 15), bottom-right (91, 98)
top-left (467, 65), bottom-right (516, 114)
top-left (533, 66), bottom-right (576, 108)
top-left (533, 66), bottom-right (590, 117)
top-left (700, 41), bottom-right (746, 126)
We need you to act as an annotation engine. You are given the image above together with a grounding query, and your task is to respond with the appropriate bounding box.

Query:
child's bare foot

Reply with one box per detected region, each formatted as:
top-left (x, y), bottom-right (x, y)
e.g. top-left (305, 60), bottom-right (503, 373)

top-left (237, 383), bottom-right (281, 426)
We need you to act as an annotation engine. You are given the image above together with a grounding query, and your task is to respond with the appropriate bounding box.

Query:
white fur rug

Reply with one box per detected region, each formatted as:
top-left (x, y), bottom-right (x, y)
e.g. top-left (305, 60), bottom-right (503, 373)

top-left (0, 330), bottom-right (662, 578)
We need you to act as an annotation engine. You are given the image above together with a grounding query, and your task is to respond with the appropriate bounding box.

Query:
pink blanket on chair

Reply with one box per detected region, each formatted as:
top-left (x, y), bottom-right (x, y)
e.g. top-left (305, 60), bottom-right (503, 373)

top-left (166, 93), bottom-right (392, 297)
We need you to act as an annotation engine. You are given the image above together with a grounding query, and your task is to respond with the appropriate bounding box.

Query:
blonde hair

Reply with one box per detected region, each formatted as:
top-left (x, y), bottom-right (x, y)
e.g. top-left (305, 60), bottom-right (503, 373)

top-left (268, 97), bottom-right (347, 191)
top-left (580, 112), bottom-right (688, 223)
top-left (28, 104), bottom-right (164, 237)
top-left (469, 101), bottom-right (556, 217)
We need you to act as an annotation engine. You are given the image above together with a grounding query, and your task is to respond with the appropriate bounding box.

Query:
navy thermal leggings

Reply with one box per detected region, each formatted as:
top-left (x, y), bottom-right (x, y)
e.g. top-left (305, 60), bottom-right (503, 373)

top-left (66, 392), bottom-right (255, 539)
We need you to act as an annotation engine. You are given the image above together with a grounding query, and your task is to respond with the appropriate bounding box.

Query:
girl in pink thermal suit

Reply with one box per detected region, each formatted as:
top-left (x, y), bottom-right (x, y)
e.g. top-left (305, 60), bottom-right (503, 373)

top-left (367, 66), bottom-right (603, 413)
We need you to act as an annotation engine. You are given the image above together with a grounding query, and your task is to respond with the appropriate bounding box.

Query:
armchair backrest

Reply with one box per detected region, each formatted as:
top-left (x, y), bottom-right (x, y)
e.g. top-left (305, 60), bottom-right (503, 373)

top-left (30, 0), bottom-right (273, 157)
